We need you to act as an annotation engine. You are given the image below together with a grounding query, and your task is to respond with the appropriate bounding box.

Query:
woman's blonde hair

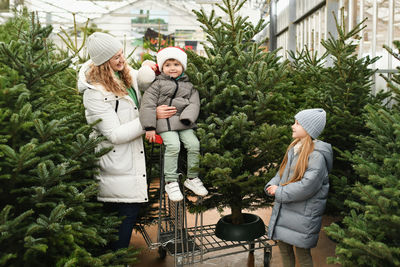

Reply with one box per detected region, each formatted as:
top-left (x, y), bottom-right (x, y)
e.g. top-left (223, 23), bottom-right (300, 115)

top-left (278, 135), bottom-right (315, 186)
top-left (86, 61), bottom-right (132, 96)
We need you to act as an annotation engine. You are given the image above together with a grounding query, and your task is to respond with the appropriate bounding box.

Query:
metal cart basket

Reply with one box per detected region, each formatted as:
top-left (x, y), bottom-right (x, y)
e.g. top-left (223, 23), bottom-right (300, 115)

top-left (138, 142), bottom-right (275, 267)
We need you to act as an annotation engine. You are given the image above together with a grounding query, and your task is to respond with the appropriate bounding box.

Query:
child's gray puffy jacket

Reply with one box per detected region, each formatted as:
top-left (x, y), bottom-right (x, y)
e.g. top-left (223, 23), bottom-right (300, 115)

top-left (139, 73), bottom-right (200, 134)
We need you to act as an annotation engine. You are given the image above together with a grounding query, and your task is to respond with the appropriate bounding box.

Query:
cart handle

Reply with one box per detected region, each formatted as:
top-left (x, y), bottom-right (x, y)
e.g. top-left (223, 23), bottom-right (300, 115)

top-left (149, 134), bottom-right (163, 144)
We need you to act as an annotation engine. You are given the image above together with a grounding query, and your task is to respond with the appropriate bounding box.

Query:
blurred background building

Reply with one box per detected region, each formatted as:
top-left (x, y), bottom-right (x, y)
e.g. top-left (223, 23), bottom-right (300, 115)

top-left (0, 0), bottom-right (399, 91)
top-left (261, 0), bottom-right (400, 92)
top-left (0, 0), bottom-right (262, 59)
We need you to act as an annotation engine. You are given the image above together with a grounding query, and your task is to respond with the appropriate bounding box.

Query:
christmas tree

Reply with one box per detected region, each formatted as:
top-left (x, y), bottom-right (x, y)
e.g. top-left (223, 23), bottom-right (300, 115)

top-left (324, 41), bottom-right (400, 266)
top-left (288, 16), bottom-right (388, 213)
top-left (187, 0), bottom-right (294, 224)
top-left (0, 11), bottom-right (138, 266)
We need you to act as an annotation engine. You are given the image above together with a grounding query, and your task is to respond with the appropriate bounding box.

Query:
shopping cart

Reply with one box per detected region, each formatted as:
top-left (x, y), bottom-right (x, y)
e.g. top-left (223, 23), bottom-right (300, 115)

top-left (137, 136), bottom-right (275, 267)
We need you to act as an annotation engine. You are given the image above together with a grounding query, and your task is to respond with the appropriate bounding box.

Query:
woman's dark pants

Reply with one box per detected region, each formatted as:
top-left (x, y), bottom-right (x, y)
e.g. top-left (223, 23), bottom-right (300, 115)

top-left (104, 202), bottom-right (142, 250)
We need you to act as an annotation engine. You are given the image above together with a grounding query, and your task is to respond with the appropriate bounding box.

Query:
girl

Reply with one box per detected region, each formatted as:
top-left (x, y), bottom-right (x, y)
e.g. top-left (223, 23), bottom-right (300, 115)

top-left (265, 108), bottom-right (333, 267)
top-left (78, 32), bottom-right (176, 250)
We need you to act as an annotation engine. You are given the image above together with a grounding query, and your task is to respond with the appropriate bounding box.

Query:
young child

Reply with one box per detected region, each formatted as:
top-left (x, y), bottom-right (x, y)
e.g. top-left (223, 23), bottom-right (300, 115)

top-left (139, 47), bottom-right (208, 202)
top-left (265, 108), bottom-right (333, 267)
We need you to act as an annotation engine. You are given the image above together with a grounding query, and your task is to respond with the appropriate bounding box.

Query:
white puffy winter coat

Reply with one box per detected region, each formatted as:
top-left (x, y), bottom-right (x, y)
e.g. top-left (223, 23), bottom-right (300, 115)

top-left (78, 60), bottom-right (155, 203)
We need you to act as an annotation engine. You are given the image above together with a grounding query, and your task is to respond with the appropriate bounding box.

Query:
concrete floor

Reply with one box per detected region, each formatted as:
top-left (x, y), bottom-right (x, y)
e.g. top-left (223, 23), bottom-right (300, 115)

top-left (130, 205), bottom-right (340, 267)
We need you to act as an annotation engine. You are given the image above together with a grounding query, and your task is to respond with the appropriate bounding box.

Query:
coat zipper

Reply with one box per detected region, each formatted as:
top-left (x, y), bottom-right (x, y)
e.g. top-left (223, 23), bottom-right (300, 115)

top-left (166, 79), bottom-right (179, 131)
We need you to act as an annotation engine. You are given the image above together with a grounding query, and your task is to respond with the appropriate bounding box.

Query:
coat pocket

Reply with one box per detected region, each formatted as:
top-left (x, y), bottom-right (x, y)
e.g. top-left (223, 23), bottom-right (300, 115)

top-left (284, 200), bottom-right (306, 215)
top-left (97, 142), bottom-right (133, 174)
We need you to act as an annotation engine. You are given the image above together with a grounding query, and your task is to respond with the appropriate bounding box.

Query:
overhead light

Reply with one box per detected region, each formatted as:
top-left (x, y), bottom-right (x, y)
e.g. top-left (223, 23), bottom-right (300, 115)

top-left (195, 0), bottom-right (222, 4)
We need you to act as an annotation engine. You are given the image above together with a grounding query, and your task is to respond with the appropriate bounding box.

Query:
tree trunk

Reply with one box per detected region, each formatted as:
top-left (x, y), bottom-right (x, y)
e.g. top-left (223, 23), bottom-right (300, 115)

top-left (231, 205), bottom-right (244, 225)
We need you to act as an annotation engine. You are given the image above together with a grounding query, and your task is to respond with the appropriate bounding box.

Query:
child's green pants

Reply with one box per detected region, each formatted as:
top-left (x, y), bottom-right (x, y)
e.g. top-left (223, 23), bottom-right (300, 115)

top-left (160, 129), bottom-right (200, 183)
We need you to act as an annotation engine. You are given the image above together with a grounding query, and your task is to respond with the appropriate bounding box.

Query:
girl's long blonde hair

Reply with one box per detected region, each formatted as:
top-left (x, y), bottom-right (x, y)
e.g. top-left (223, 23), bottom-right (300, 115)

top-left (86, 61), bottom-right (132, 96)
top-left (279, 135), bottom-right (315, 186)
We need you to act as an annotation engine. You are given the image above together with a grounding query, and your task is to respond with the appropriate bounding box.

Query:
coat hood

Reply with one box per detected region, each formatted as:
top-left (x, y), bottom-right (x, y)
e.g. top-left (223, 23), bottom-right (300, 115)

top-left (313, 140), bottom-right (333, 171)
top-left (77, 59), bottom-right (96, 93)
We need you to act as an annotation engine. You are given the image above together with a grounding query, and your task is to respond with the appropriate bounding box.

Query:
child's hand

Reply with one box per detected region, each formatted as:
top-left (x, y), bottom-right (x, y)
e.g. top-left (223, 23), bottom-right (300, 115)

top-left (145, 130), bottom-right (156, 143)
top-left (142, 60), bottom-right (157, 70)
top-left (266, 185), bottom-right (278, 196)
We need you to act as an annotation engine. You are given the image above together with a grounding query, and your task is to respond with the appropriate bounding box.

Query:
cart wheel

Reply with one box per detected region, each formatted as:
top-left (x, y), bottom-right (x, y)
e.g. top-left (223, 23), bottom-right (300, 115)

top-left (176, 256), bottom-right (183, 267)
top-left (158, 246), bottom-right (167, 260)
top-left (263, 247), bottom-right (272, 267)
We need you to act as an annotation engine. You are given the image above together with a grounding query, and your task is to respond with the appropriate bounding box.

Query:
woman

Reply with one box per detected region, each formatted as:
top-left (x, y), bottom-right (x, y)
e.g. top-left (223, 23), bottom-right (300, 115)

top-left (78, 32), bottom-right (176, 250)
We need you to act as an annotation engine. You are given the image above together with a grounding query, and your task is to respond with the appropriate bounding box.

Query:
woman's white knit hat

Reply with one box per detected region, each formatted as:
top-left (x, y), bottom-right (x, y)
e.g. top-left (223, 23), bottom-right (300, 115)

top-left (86, 32), bottom-right (122, 66)
top-left (295, 108), bottom-right (326, 139)
top-left (157, 46), bottom-right (187, 71)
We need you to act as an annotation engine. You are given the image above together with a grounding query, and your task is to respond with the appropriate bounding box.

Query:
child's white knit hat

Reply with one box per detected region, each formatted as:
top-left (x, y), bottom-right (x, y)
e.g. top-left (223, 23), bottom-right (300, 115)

top-left (157, 47), bottom-right (187, 71)
top-left (295, 108), bottom-right (326, 139)
top-left (87, 32), bottom-right (122, 66)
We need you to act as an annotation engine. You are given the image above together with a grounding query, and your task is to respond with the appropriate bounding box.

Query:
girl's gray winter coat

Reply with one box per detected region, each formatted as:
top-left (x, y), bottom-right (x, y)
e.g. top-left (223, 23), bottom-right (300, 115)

top-left (265, 140), bottom-right (333, 249)
top-left (139, 73), bottom-right (200, 134)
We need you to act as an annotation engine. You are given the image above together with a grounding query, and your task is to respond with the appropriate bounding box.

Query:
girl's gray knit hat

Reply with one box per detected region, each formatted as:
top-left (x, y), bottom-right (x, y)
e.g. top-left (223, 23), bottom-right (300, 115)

top-left (294, 108), bottom-right (326, 139)
top-left (87, 32), bottom-right (122, 66)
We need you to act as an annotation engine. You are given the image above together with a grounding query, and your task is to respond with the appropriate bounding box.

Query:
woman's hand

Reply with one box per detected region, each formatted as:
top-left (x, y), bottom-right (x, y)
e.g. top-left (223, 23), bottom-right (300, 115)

top-left (266, 185), bottom-right (278, 196)
top-left (145, 130), bottom-right (156, 143)
top-left (156, 105), bottom-right (177, 119)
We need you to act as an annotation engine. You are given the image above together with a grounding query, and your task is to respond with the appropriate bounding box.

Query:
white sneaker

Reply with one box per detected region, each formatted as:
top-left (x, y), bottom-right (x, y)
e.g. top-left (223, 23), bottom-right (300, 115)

top-left (165, 182), bottom-right (183, 202)
top-left (184, 178), bottom-right (208, 196)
